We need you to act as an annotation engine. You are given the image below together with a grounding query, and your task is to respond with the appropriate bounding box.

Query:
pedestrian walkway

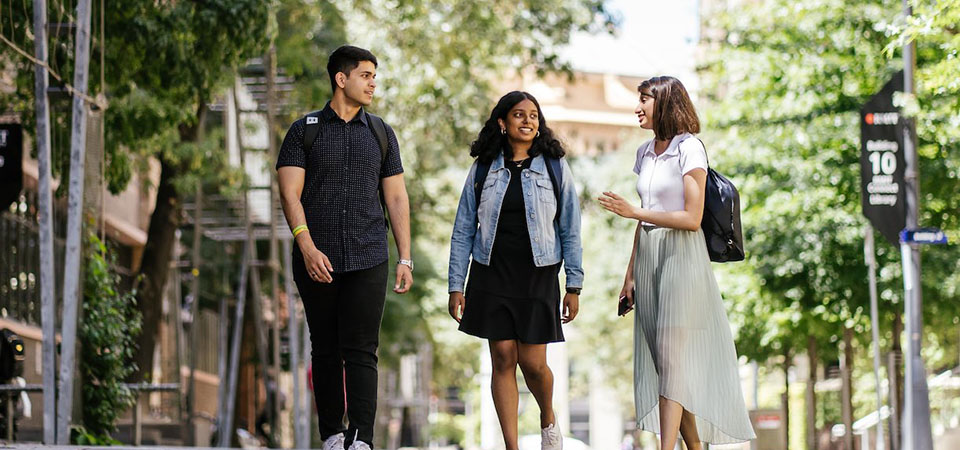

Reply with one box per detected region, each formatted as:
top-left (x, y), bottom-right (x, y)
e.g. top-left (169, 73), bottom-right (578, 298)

top-left (1, 445), bottom-right (458, 450)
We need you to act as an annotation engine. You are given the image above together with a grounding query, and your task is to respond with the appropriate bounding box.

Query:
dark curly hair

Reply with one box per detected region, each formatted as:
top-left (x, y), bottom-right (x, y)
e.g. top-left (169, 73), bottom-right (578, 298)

top-left (470, 91), bottom-right (566, 164)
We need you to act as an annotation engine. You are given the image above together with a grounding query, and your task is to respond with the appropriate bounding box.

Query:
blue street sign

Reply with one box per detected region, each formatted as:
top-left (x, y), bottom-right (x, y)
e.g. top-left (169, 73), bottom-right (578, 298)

top-left (900, 228), bottom-right (948, 245)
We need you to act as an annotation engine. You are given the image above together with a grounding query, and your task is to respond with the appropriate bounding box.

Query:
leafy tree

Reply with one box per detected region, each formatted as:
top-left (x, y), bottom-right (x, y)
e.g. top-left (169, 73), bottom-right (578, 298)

top-left (1, 0), bottom-right (270, 379)
top-left (888, 0), bottom-right (960, 371)
top-left (104, 0), bottom-right (270, 378)
top-left (699, 0), bottom-right (960, 444)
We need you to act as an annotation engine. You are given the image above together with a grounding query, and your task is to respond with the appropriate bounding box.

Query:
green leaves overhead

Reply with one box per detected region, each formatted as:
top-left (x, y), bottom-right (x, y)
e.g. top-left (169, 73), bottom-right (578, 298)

top-left (701, 0), bottom-right (960, 367)
top-left (101, 0), bottom-right (269, 189)
top-left (269, 0), bottom-right (616, 376)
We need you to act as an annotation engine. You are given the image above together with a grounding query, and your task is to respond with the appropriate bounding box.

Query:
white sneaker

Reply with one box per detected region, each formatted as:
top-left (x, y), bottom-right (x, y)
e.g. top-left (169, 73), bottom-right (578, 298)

top-left (321, 432), bottom-right (345, 450)
top-left (347, 440), bottom-right (372, 450)
top-left (541, 423), bottom-right (563, 450)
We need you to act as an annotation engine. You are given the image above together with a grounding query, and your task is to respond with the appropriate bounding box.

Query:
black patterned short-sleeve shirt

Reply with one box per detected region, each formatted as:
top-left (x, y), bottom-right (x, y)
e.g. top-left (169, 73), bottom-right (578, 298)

top-left (276, 101), bottom-right (403, 272)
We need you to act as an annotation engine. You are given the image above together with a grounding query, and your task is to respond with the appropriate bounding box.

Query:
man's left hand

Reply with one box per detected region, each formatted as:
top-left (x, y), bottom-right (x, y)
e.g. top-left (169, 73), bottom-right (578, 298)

top-left (395, 264), bottom-right (413, 293)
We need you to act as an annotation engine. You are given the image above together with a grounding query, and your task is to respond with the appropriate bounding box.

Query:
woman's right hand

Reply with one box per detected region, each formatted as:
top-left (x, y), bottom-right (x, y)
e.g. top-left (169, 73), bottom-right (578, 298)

top-left (619, 278), bottom-right (635, 312)
top-left (448, 292), bottom-right (466, 323)
top-left (301, 244), bottom-right (334, 283)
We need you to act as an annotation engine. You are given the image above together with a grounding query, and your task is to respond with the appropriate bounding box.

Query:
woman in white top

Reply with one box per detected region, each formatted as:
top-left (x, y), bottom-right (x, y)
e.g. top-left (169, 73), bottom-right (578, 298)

top-left (599, 76), bottom-right (755, 449)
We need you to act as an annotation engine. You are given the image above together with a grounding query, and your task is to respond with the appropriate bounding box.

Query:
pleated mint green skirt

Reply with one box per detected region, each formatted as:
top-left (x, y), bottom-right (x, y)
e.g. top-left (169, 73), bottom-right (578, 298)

top-left (633, 227), bottom-right (756, 444)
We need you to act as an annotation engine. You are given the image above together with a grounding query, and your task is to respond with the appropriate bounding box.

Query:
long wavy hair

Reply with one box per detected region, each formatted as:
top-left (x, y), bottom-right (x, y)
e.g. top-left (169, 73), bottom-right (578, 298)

top-left (469, 91), bottom-right (566, 163)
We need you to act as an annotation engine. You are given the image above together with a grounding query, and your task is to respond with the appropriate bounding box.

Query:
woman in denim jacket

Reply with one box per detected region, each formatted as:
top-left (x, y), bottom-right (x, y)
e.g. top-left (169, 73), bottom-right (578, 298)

top-left (448, 91), bottom-right (583, 450)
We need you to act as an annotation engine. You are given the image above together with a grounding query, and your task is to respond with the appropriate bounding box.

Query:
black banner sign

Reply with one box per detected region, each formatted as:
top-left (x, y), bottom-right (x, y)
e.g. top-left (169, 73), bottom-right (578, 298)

top-left (860, 71), bottom-right (906, 245)
top-left (0, 123), bottom-right (23, 211)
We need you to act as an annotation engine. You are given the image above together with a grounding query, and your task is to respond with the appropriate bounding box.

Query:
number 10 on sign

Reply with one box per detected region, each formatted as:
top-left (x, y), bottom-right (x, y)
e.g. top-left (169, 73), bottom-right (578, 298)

top-left (869, 151), bottom-right (897, 175)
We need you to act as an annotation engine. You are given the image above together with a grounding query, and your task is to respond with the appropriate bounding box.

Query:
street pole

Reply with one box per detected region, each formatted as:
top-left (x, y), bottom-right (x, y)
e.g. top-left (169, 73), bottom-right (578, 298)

top-left (32, 0), bottom-right (57, 443)
top-left (865, 226), bottom-right (886, 450)
top-left (900, 1), bottom-right (933, 449)
top-left (219, 236), bottom-right (251, 448)
top-left (266, 44), bottom-right (283, 445)
top-left (219, 86), bottom-right (253, 448)
top-left (284, 239), bottom-right (305, 449)
top-left (185, 179), bottom-right (203, 446)
top-left (215, 108), bottom-right (231, 441)
top-left (215, 288), bottom-right (229, 441)
top-left (56, 0), bottom-right (93, 442)
top-left (235, 83), bottom-right (274, 445)
top-left (248, 255), bottom-right (273, 443)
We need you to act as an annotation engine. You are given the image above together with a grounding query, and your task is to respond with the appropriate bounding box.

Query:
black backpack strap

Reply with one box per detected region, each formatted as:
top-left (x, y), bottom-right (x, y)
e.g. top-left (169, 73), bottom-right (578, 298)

top-left (473, 159), bottom-right (492, 209)
top-left (366, 112), bottom-right (392, 228)
top-left (696, 137), bottom-right (710, 166)
top-left (366, 112), bottom-right (390, 165)
top-left (301, 110), bottom-right (324, 153)
top-left (545, 156), bottom-right (563, 217)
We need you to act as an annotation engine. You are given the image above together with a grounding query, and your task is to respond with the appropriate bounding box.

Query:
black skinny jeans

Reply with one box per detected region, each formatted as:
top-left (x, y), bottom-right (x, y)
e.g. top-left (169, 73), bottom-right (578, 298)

top-left (293, 249), bottom-right (387, 446)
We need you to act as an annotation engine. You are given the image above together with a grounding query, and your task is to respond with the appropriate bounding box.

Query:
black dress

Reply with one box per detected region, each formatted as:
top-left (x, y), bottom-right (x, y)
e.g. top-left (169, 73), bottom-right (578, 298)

top-left (459, 157), bottom-right (564, 344)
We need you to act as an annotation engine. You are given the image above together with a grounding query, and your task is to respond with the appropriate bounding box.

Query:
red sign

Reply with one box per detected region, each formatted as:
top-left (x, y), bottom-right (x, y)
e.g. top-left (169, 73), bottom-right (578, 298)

top-left (756, 415), bottom-right (782, 430)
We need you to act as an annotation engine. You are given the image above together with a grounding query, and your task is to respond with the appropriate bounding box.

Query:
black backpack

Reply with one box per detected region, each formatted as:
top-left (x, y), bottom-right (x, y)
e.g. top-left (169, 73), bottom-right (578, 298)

top-left (692, 139), bottom-right (744, 262)
top-left (301, 110), bottom-right (392, 227)
top-left (473, 156), bottom-right (564, 217)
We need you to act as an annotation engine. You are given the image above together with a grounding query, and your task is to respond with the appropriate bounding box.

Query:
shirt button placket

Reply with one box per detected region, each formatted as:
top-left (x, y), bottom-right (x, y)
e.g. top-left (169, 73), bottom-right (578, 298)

top-left (343, 123), bottom-right (349, 207)
top-left (340, 122), bottom-right (349, 268)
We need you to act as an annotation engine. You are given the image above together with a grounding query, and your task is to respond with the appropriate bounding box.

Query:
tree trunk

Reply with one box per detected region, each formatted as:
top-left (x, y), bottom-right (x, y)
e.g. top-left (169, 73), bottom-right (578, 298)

top-left (134, 157), bottom-right (180, 380)
top-left (133, 119), bottom-right (201, 380)
top-left (239, 299), bottom-right (259, 438)
top-left (783, 349), bottom-right (792, 449)
top-left (806, 336), bottom-right (818, 450)
top-left (889, 311), bottom-right (903, 450)
top-left (841, 327), bottom-right (854, 450)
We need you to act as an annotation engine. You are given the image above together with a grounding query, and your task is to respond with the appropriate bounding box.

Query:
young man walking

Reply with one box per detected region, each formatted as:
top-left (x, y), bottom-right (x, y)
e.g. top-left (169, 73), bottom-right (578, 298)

top-left (277, 45), bottom-right (413, 450)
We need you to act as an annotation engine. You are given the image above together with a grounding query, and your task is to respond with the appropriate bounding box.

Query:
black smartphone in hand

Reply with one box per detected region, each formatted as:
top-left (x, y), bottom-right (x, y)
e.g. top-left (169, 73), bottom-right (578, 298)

top-left (618, 295), bottom-right (633, 317)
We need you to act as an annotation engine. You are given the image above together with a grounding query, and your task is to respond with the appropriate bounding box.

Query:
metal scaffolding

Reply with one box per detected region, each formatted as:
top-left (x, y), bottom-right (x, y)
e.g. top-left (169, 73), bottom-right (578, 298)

top-left (174, 57), bottom-right (309, 448)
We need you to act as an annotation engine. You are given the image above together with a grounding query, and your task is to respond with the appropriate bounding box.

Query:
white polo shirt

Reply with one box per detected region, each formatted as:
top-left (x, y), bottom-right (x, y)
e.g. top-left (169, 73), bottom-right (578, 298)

top-left (633, 133), bottom-right (708, 225)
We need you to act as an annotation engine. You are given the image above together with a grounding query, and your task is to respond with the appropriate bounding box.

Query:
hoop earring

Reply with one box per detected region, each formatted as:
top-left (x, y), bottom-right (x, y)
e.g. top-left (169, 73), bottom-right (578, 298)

top-left (500, 128), bottom-right (506, 135)
top-left (536, 131), bottom-right (540, 138)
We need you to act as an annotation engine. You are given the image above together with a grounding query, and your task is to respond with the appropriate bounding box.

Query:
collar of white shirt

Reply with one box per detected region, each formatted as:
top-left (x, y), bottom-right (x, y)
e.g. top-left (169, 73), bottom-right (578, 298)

top-left (642, 133), bottom-right (691, 158)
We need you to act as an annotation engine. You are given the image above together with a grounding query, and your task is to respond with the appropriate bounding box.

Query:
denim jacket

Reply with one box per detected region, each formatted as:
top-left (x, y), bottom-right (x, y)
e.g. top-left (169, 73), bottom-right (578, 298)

top-left (448, 153), bottom-right (583, 293)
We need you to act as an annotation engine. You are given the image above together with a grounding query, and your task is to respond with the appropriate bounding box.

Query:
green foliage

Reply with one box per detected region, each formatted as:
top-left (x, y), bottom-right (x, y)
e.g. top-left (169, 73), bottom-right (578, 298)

top-left (0, 0), bottom-right (270, 193)
top-left (268, 0), bottom-right (616, 395)
top-left (700, 0), bottom-right (895, 360)
top-left (887, 0), bottom-right (960, 148)
top-left (563, 143), bottom-right (649, 410)
top-left (70, 425), bottom-right (124, 446)
top-left (273, 0), bottom-right (348, 114)
top-left (78, 232), bottom-right (143, 440)
top-left (700, 0), bottom-right (960, 369)
top-left (887, 0), bottom-right (960, 371)
top-left (100, 0), bottom-right (270, 191)
top-left (430, 412), bottom-right (468, 446)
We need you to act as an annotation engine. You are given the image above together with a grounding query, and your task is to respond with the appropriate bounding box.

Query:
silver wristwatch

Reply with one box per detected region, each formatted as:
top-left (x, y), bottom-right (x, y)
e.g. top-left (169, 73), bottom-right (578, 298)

top-left (397, 259), bottom-right (414, 271)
